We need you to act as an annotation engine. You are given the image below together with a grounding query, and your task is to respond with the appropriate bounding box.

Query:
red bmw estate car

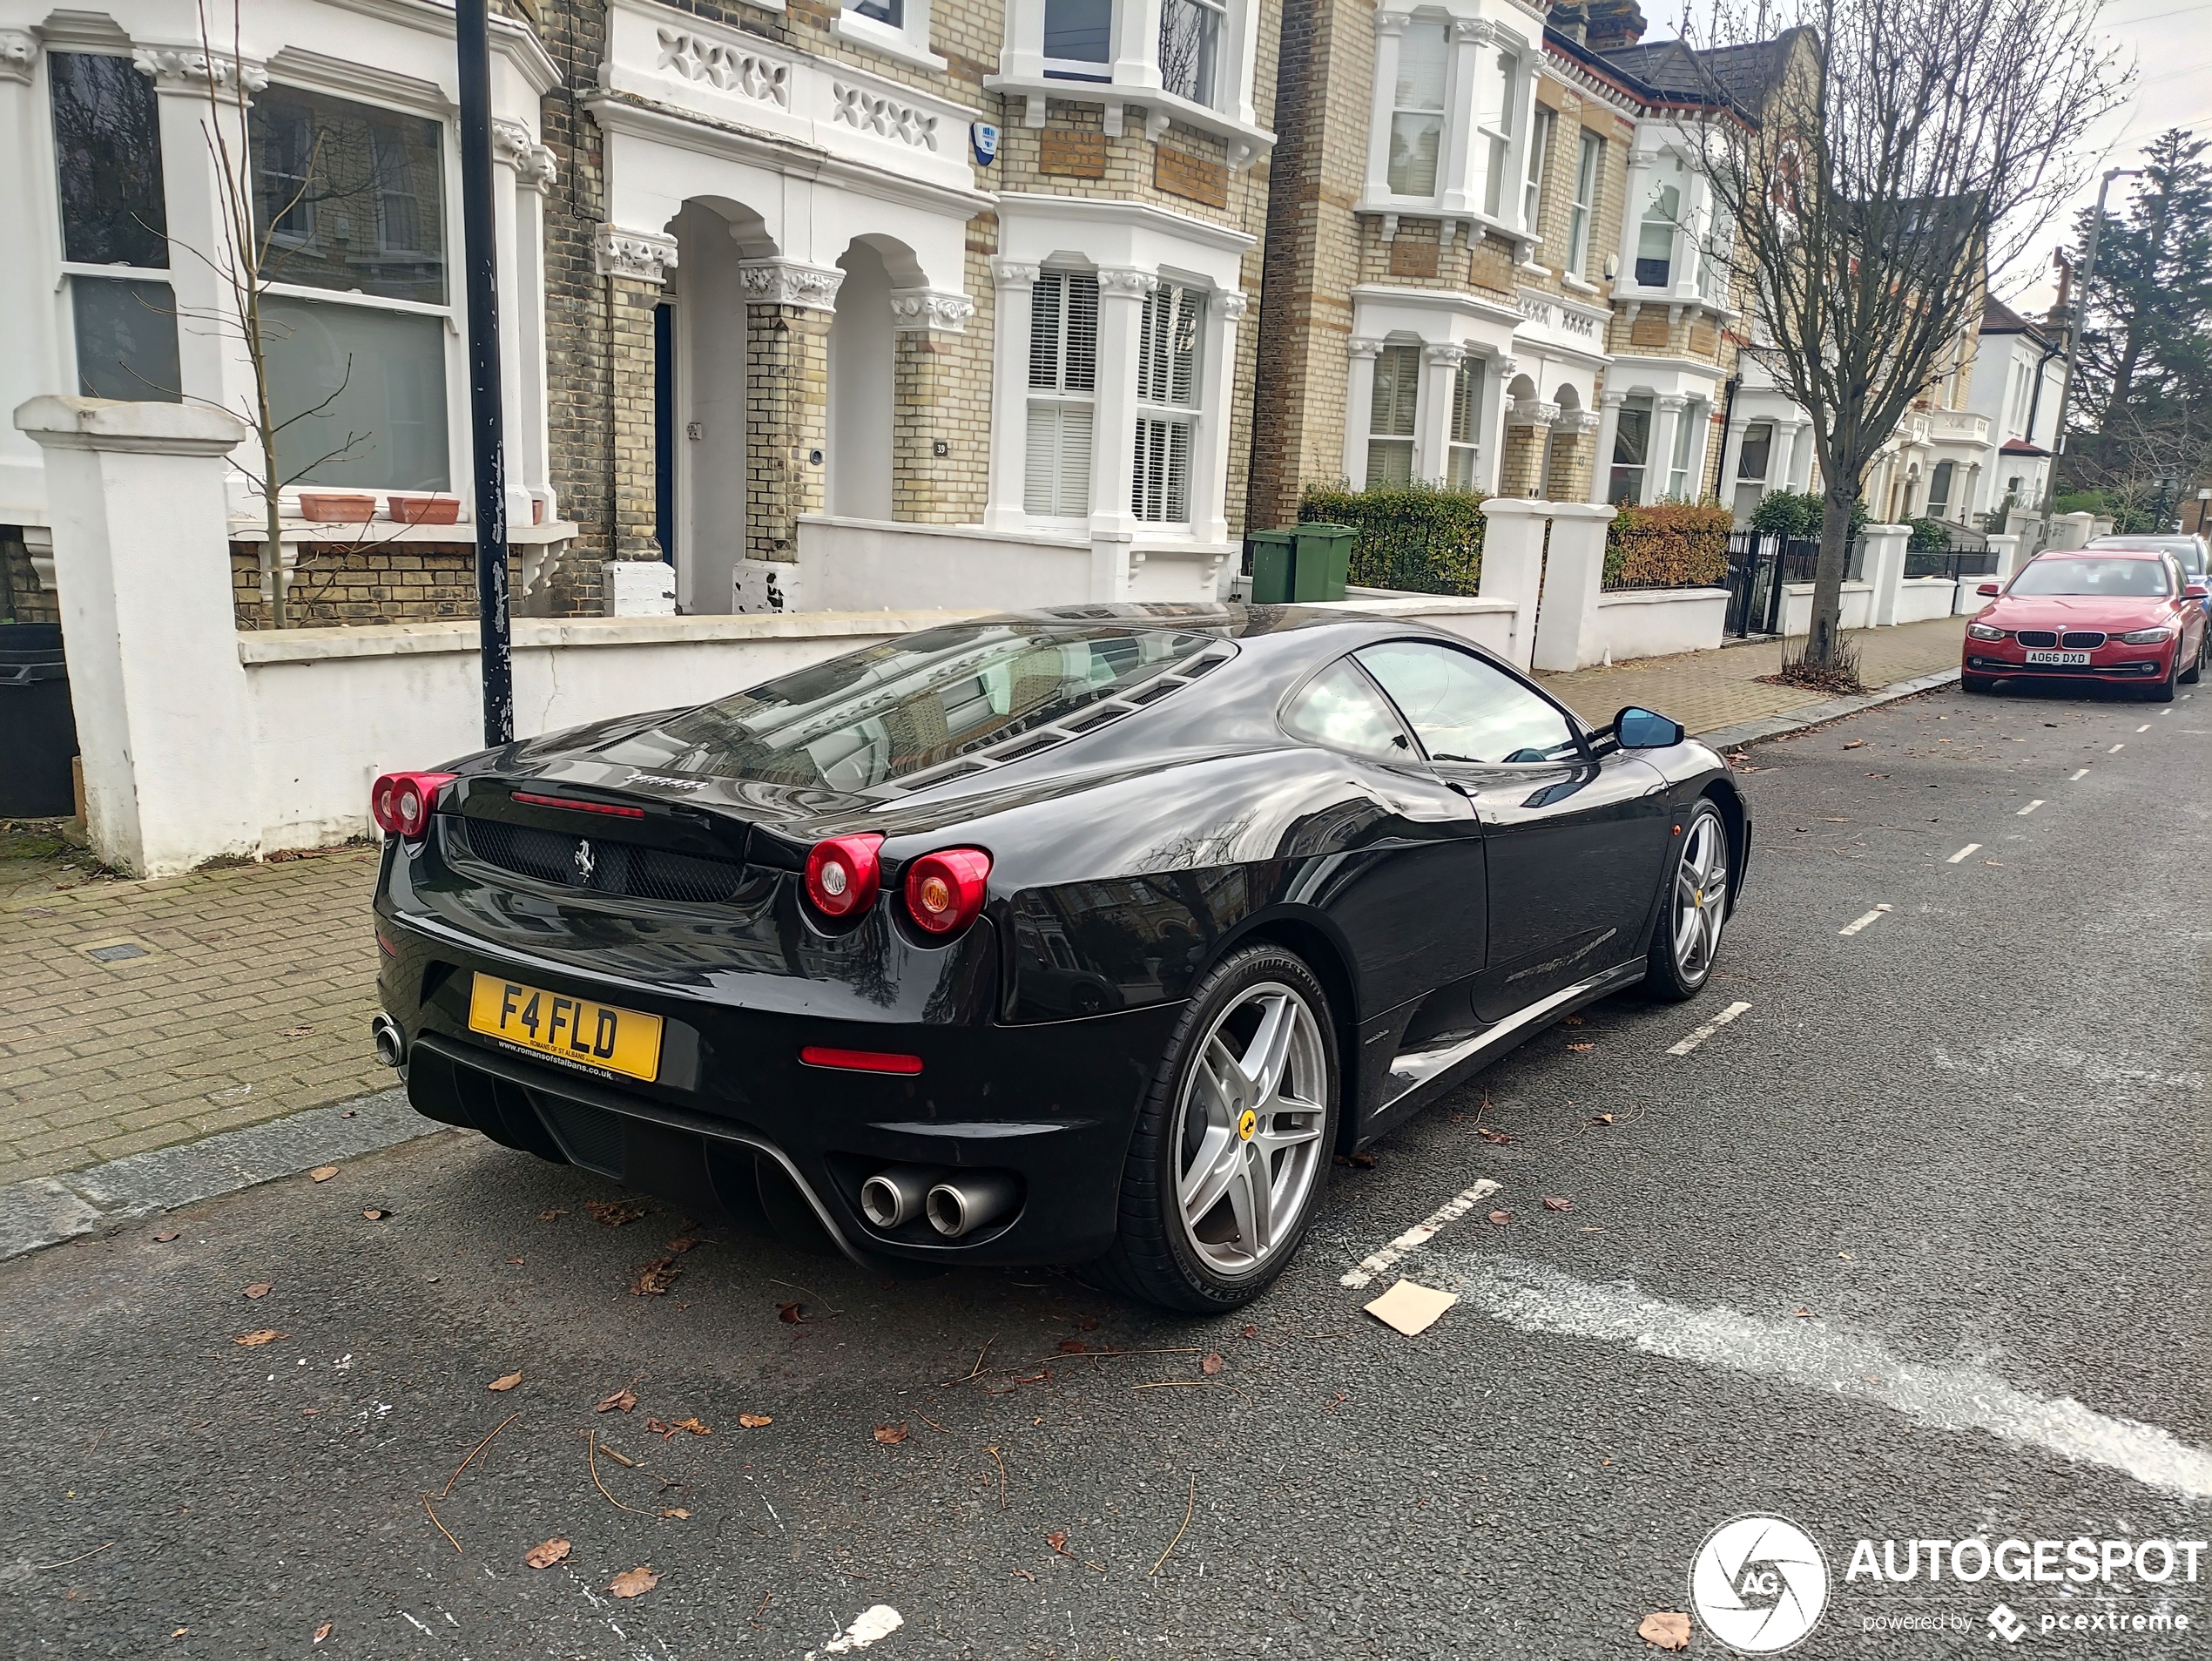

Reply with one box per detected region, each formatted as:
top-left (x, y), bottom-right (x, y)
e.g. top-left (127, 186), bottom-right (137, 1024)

top-left (1963, 549), bottom-right (2209, 699)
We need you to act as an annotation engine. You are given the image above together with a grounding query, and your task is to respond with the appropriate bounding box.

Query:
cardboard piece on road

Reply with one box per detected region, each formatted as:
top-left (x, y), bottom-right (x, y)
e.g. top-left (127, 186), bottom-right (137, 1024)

top-left (1363, 1278), bottom-right (1458, 1336)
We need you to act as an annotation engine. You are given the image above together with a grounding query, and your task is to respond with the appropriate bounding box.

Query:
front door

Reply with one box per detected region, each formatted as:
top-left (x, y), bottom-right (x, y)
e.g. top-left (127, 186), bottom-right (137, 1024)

top-left (1352, 640), bottom-right (1673, 1019)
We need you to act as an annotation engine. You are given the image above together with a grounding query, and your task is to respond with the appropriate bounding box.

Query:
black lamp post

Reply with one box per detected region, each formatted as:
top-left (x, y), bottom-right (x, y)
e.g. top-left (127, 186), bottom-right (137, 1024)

top-left (455, 0), bottom-right (513, 748)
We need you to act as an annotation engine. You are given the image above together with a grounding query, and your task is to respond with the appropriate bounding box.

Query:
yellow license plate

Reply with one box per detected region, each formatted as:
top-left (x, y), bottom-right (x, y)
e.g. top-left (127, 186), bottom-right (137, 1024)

top-left (467, 973), bottom-right (664, 1082)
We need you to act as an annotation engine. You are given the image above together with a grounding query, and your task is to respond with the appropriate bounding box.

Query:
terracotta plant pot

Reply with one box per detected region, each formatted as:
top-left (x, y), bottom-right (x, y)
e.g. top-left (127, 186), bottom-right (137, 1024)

top-left (388, 493), bottom-right (462, 526)
top-left (299, 492), bottom-right (376, 523)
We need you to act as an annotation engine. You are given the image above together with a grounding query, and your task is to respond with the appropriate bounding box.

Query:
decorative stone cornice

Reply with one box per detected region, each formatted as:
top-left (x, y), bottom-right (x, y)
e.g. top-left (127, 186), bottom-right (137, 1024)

top-left (888, 287), bottom-right (974, 333)
top-left (493, 119), bottom-right (558, 193)
top-left (1096, 267), bottom-right (1160, 299)
top-left (517, 144), bottom-right (558, 194)
top-left (1508, 398), bottom-right (1561, 429)
top-left (1600, 388), bottom-right (1629, 408)
top-left (1559, 409), bottom-right (1603, 436)
top-left (1374, 12), bottom-right (1410, 35)
top-left (132, 44), bottom-right (266, 97)
top-left (0, 29), bottom-right (37, 85)
top-left (1451, 18), bottom-right (1495, 44)
top-left (1656, 393), bottom-right (1690, 411)
top-left (492, 118), bottom-right (534, 165)
top-left (991, 259), bottom-right (1042, 290)
top-left (1424, 343), bottom-right (1467, 367)
top-left (1628, 148), bottom-right (1661, 169)
top-left (741, 258), bottom-right (844, 310)
top-left (595, 225), bottom-right (678, 283)
top-left (1218, 291), bottom-right (1251, 321)
top-left (1349, 337), bottom-right (1384, 360)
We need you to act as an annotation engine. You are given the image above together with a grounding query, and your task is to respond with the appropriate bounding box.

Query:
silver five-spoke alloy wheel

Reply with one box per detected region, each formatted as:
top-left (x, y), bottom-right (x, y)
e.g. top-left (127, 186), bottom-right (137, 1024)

top-left (1171, 982), bottom-right (1328, 1276)
top-left (1673, 809), bottom-right (1730, 980)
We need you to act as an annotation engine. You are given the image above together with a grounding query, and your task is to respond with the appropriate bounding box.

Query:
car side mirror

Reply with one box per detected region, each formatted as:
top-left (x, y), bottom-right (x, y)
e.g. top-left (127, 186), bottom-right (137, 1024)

top-left (1977, 583), bottom-right (2000, 597)
top-left (2187, 584), bottom-right (2209, 600)
top-left (1615, 706), bottom-right (1686, 749)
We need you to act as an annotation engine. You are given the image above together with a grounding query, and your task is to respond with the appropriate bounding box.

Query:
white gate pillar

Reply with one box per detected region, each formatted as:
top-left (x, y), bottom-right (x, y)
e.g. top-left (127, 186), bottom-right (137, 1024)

top-left (1860, 522), bottom-right (1911, 627)
top-left (1475, 496), bottom-right (1549, 671)
top-left (1530, 502), bottom-right (1617, 672)
top-left (16, 397), bottom-right (257, 877)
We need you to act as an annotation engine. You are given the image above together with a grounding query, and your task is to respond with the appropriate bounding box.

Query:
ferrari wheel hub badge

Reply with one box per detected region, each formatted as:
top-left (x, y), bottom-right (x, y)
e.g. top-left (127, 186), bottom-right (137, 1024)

top-left (1237, 1108), bottom-right (1258, 1142)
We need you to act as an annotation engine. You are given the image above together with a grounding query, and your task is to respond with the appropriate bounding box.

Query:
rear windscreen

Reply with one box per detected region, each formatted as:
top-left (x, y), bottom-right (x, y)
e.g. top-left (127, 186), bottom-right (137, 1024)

top-left (604, 623), bottom-right (1224, 792)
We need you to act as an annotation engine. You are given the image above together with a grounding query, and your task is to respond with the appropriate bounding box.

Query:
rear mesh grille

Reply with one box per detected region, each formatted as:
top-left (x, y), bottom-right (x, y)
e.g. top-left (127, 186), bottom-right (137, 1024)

top-left (451, 818), bottom-right (749, 904)
top-left (533, 1094), bottom-right (626, 1178)
top-left (2016, 630), bottom-right (2060, 648)
top-left (2061, 631), bottom-right (2107, 649)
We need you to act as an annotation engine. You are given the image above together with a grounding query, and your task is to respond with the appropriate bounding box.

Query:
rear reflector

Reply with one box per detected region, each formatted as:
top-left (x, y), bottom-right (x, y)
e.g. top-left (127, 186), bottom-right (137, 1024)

top-left (799, 1045), bottom-right (923, 1076)
top-left (512, 792), bottom-right (646, 819)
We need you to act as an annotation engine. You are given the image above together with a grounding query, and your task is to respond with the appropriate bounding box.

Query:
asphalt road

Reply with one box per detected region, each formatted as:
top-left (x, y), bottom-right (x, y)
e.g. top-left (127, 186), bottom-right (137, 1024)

top-left (3, 680), bottom-right (2208, 1660)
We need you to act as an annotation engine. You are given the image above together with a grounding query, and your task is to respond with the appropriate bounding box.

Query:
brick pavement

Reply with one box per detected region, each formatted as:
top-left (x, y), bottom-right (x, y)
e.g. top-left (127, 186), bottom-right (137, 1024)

top-left (0, 615), bottom-right (1967, 1185)
top-left (1541, 615), bottom-right (1968, 734)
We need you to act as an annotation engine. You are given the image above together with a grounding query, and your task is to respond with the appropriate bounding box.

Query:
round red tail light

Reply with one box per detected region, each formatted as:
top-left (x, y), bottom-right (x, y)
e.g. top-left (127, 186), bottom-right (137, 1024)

top-left (804, 834), bottom-right (884, 919)
top-left (370, 771), bottom-right (455, 840)
top-left (904, 847), bottom-right (992, 936)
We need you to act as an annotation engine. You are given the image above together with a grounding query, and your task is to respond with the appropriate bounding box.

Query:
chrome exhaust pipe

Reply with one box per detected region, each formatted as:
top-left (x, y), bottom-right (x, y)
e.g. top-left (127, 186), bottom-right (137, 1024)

top-left (859, 1165), bottom-right (941, 1230)
top-left (925, 1171), bottom-right (1020, 1239)
top-left (371, 1013), bottom-right (406, 1069)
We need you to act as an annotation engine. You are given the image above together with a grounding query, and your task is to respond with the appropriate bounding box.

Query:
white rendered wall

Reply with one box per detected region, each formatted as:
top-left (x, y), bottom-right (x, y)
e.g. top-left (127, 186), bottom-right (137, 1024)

top-left (1780, 581), bottom-right (1874, 636)
top-left (676, 205), bottom-right (750, 615)
top-left (1588, 588), bottom-right (1729, 665)
top-left (1893, 577), bottom-right (1962, 625)
top-left (828, 244), bottom-right (895, 523)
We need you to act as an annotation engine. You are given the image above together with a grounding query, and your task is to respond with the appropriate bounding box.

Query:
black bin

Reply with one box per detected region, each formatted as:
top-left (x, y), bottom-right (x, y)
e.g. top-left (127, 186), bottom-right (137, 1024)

top-left (0, 624), bottom-right (79, 817)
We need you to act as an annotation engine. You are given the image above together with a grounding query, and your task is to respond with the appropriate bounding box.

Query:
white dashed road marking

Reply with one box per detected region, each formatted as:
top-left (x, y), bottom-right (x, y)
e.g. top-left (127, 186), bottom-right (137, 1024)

top-left (2071, 768), bottom-right (2090, 780)
top-left (1667, 1000), bottom-right (1752, 1057)
top-left (1425, 1250), bottom-right (2212, 1501)
top-left (2110, 743), bottom-right (2126, 753)
top-left (2017, 800), bottom-right (2044, 815)
top-left (1341, 1181), bottom-right (1500, 1289)
top-left (1839, 905), bottom-right (1892, 936)
top-left (2137, 724), bottom-right (2152, 733)
top-left (1947, 843), bottom-right (1981, 863)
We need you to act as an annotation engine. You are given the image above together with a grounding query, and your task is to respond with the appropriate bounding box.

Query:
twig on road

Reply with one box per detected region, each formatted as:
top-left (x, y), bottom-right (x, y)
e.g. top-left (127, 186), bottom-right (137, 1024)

top-left (1130, 1380), bottom-right (1252, 1401)
top-left (984, 1444), bottom-right (1009, 1510)
top-left (421, 1496), bottom-right (461, 1555)
top-left (943, 1334), bottom-right (997, 1385)
top-left (584, 1430), bottom-right (658, 1516)
top-left (1149, 1475), bottom-right (1197, 1578)
top-left (31, 1541), bottom-right (113, 1571)
top-left (748, 1589), bottom-right (773, 1629)
top-left (765, 1276), bottom-right (843, 1315)
top-left (442, 1411), bottom-right (520, 1497)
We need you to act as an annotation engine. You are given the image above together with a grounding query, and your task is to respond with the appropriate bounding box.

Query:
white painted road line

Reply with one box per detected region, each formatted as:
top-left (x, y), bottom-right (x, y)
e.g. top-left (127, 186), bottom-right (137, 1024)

top-left (1425, 1250), bottom-right (2212, 1500)
top-left (2110, 743), bottom-right (2126, 753)
top-left (1839, 904), bottom-right (1892, 936)
top-left (2137, 724), bottom-right (2152, 733)
top-left (2017, 800), bottom-right (2044, 815)
top-left (2071, 768), bottom-right (2090, 780)
top-left (1341, 1180), bottom-right (1500, 1289)
top-left (1946, 843), bottom-right (1981, 863)
top-left (1668, 1000), bottom-right (1753, 1057)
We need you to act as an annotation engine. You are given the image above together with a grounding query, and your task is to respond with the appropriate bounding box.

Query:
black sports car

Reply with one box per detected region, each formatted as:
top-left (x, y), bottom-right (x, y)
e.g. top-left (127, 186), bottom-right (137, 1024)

top-left (371, 604), bottom-right (1747, 1311)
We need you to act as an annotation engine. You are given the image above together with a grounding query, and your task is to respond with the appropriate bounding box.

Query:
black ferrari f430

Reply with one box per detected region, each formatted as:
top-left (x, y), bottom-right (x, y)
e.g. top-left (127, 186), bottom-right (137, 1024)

top-left (371, 604), bottom-right (1747, 1311)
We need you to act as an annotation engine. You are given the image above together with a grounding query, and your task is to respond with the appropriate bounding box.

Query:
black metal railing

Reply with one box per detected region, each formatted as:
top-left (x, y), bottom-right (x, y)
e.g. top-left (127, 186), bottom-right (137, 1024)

top-left (1903, 538), bottom-right (1996, 584)
top-left (1723, 532), bottom-right (1847, 638)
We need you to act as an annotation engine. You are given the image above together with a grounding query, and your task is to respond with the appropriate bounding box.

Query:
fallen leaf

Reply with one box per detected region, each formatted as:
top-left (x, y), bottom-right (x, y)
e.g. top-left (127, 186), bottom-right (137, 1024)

top-left (1078, 1314), bottom-right (1099, 1331)
top-left (308, 1166), bottom-right (339, 1183)
top-left (1046, 1531), bottom-right (1076, 1558)
top-left (524, 1537), bottom-right (571, 1570)
top-left (243, 1282), bottom-right (272, 1299)
top-left (1011, 1568), bottom-right (1036, 1582)
top-left (873, 1423), bottom-right (909, 1445)
top-left (1487, 1211), bottom-right (1513, 1225)
top-left (505, 1257), bottom-right (524, 1265)
top-left (361, 1209), bottom-right (388, 1220)
top-left (1347, 1151), bottom-right (1377, 1168)
top-left (1241, 1324), bottom-right (1258, 1339)
top-left (538, 1208), bottom-right (566, 1221)
top-left (1843, 739), bottom-right (1865, 750)
top-left (738, 1413), bottom-right (772, 1428)
top-left (153, 1232), bottom-right (179, 1243)
top-left (488, 1371), bottom-right (523, 1393)
top-left (172, 1630), bottom-right (188, 1639)
top-left (235, 1329), bottom-right (280, 1347)
top-left (1566, 1042), bottom-right (1595, 1052)
top-left (1639, 1610), bottom-right (1692, 1651)
top-left (1058, 1339), bottom-right (1086, 1354)
top-left (1560, 1015), bottom-right (1585, 1025)
top-left (596, 1388), bottom-right (638, 1415)
top-left (1477, 1129), bottom-right (1513, 1145)
top-left (1592, 1113), bottom-right (1615, 1124)
top-left (665, 1237), bottom-right (698, 1253)
top-left (630, 1257), bottom-right (681, 1296)
top-left (777, 1301), bottom-right (806, 1324)
top-left (608, 1565), bottom-right (659, 1599)
top-left (313, 1624), bottom-right (332, 1644)
top-left (662, 1508), bottom-right (690, 1519)
top-left (1199, 1352), bottom-right (1224, 1375)
top-left (586, 1199), bottom-right (651, 1227)
top-left (1542, 1197), bottom-right (1574, 1212)
top-left (668, 1417), bottom-right (711, 1436)
top-left (1794, 1307), bottom-right (1813, 1318)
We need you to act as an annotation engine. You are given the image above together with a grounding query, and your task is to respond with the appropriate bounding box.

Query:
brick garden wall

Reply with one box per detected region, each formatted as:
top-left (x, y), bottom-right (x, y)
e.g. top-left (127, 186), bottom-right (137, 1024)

top-left (229, 544), bottom-right (481, 630)
top-left (1, 533), bottom-right (58, 625)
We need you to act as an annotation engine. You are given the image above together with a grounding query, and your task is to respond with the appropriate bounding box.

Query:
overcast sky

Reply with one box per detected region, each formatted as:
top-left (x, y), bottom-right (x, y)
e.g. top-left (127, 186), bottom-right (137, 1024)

top-left (1660, 0), bottom-right (2212, 315)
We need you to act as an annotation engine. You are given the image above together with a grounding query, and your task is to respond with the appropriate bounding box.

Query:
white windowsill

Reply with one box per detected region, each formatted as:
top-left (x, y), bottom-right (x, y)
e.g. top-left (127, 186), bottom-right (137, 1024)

top-left (230, 518), bottom-right (581, 545)
top-left (1561, 273), bottom-right (1601, 296)
top-left (832, 9), bottom-right (948, 71)
top-left (983, 71), bottom-right (1275, 158)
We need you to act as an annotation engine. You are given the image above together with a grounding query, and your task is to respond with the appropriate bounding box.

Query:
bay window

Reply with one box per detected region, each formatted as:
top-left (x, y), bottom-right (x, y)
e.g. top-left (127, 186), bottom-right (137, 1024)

top-left (1667, 403), bottom-right (1695, 498)
top-left (249, 85), bottom-right (451, 490)
top-left (50, 51), bottom-right (181, 401)
top-left (1159, 0), bottom-right (1225, 106)
top-left (1565, 131), bottom-right (1601, 276)
top-left (1470, 45), bottom-right (1517, 218)
top-left (1386, 22), bottom-right (1447, 196)
top-left (1635, 153), bottom-right (1684, 287)
top-left (1023, 269), bottom-right (1099, 518)
top-left (1446, 360), bottom-right (1483, 491)
top-left (1608, 396), bottom-right (1651, 503)
top-left (1733, 421), bottom-right (1773, 520)
top-left (1133, 281), bottom-right (1204, 523)
top-left (1366, 342), bottom-right (1420, 485)
top-left (1521, 106), bottom-right (1553, 238)
top-left (1043, 0), bottom-right (1113, 79)
top-left (1927, 460), bottom-right (1954, 520)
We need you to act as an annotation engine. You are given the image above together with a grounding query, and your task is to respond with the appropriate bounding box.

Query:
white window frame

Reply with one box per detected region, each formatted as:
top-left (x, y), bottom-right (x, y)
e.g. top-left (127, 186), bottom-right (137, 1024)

top-left (1023, 267), bottom-right (1099, 522)
top-left (1470, 44), bottom-right (1519, 219)
top-left (1366, 340), bottom-right (1421, 487)
top-left (835, 0), bottom-right (948, 71)
top-left (1384, 17), bottom-right (1451, 199)
top-left (1667, 401), bottom-right (1696, 498)
top-left (1521, 105), bottom-right (1553, 240)
top-left (1608, 394), bottom-right (1653, 504)
top-left (1565, 129), bottom-right (1601, 276)
top-left (1040, 0), bottom-right (1116, 82)
top-left (1446, 358), bottom-right (1482, 491)
top-left (1157, 0), bottom-right (1227, 108)
top-left (1132, 280), bottom-right (1204, 524)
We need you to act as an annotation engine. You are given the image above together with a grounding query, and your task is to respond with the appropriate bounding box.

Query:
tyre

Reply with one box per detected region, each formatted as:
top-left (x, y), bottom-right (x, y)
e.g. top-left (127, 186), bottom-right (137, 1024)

top-left (1647, 799), bottom-right (1730, 1002)
top-left (1090, 945), bottom-right (1339, 1313)
top-left (2182, 632), bottom-right (2205, 685)
top-left (2143, 650), bottom-right (2182, 702)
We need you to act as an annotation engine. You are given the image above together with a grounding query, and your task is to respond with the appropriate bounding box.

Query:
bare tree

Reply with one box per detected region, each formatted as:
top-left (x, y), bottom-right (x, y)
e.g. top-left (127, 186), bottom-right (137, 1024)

top-left (1687, 0), bottom-right (2127, 672)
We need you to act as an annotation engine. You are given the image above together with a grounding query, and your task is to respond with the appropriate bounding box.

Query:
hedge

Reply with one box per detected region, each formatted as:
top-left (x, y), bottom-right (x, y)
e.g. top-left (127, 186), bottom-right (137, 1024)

top-left (1603, 502), bottom-right (1733, 589)
top-left (1747, 490), bottom-right (1871, 540)
top-left (1297, 482), bottom-right (1485, 596)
